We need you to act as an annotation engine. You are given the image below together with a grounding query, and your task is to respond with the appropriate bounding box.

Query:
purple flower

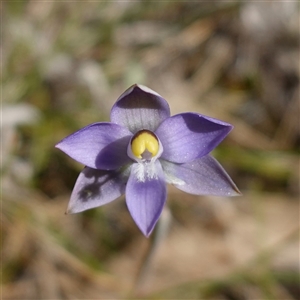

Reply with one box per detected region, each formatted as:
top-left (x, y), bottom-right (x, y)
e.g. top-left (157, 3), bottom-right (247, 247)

top-left (56, 84), bottom-right (240, 237)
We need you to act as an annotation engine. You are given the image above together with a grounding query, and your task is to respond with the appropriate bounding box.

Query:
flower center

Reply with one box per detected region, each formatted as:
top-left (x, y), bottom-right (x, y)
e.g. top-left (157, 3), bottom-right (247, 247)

top-left (131, 130), bottom-right (159, 159)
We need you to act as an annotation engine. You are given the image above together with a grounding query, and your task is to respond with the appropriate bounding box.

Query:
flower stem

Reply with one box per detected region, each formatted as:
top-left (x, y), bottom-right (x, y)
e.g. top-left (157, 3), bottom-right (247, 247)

top-left (133, 206), bottom-right (172, 296)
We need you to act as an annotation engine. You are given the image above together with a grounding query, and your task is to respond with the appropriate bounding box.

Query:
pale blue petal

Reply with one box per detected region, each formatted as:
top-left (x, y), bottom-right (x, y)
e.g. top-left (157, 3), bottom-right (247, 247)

top-left (110, 84), bottom-right (170, 133)
top-left (67, 167), bottom-right (128, 213)
top-left (161, 155), bottom-right (241, 196)
top-left (56, 122), bottom-right (132, 170)
top-left (125, 160), bottom-right (167, 236)
top-left (155, 113), bottom-right (233, 163)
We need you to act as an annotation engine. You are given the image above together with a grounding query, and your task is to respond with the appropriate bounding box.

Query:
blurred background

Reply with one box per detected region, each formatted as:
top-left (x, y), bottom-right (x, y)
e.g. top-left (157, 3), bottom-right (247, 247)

top-left (2, 1), bottom-right (299, 299)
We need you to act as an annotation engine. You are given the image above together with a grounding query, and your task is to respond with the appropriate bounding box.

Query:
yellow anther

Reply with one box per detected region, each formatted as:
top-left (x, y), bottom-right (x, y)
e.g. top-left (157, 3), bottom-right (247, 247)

top-left (131, 130), bottom-right (159, 159)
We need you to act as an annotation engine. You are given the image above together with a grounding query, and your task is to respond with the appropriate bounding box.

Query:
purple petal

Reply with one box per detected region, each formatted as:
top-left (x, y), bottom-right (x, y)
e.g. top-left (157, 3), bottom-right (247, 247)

top-left (161, 155), bottom-right (241, 196)
top-left (56, 122), bottom-right (132, 170)
top-left (155, 113), bottom-right (233, 163)
top-left (110, 84), bottom-right (170, 133)
top-left (125, 160), bottom-right (167, 237)
top-left (67, 167), bottom-right (127, 213)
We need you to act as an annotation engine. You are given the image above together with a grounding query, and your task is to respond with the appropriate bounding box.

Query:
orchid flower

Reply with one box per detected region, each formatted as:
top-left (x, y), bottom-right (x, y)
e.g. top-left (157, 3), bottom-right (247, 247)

top-left (56, 84), bottom-right (240, 237)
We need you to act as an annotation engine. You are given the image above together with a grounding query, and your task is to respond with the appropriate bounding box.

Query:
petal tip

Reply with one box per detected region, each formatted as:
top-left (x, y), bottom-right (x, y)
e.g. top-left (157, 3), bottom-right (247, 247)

top-left (144, 231), bottom-right (152, 238)
top-left (134, 84), bottom-right (162, 97)
top-left (225, 183), bottom-right (242, 197)
top-left (55, 141), bottom-right (62, 149)
top-left (118, 83), bottom-right (162, 101)
top-left (55, 140), bottom-right (66, 151)
top-left (65, 207), bottom-right (75, 214)
top-left (139, 224), bottom-right (155, 238)
top-left (232, 186), bottom-right (242, 196)
top-left (228, 178), bottom-right (242, 196)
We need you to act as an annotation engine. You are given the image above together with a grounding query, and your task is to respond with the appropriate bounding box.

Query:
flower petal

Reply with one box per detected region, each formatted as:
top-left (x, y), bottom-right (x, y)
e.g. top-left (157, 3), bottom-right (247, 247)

top-left (155, 113), bottom-right (233, 163)
top-left (161, 155), bottom-right (241, 196)
top-left (56, 122), bottom-right (132, 170)
top-left (67, 167), bottom-right (128, 213)
top-left (125, 160), bottom-right (167, 237)
top-left (110, 84), bottom-right (170, 133)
